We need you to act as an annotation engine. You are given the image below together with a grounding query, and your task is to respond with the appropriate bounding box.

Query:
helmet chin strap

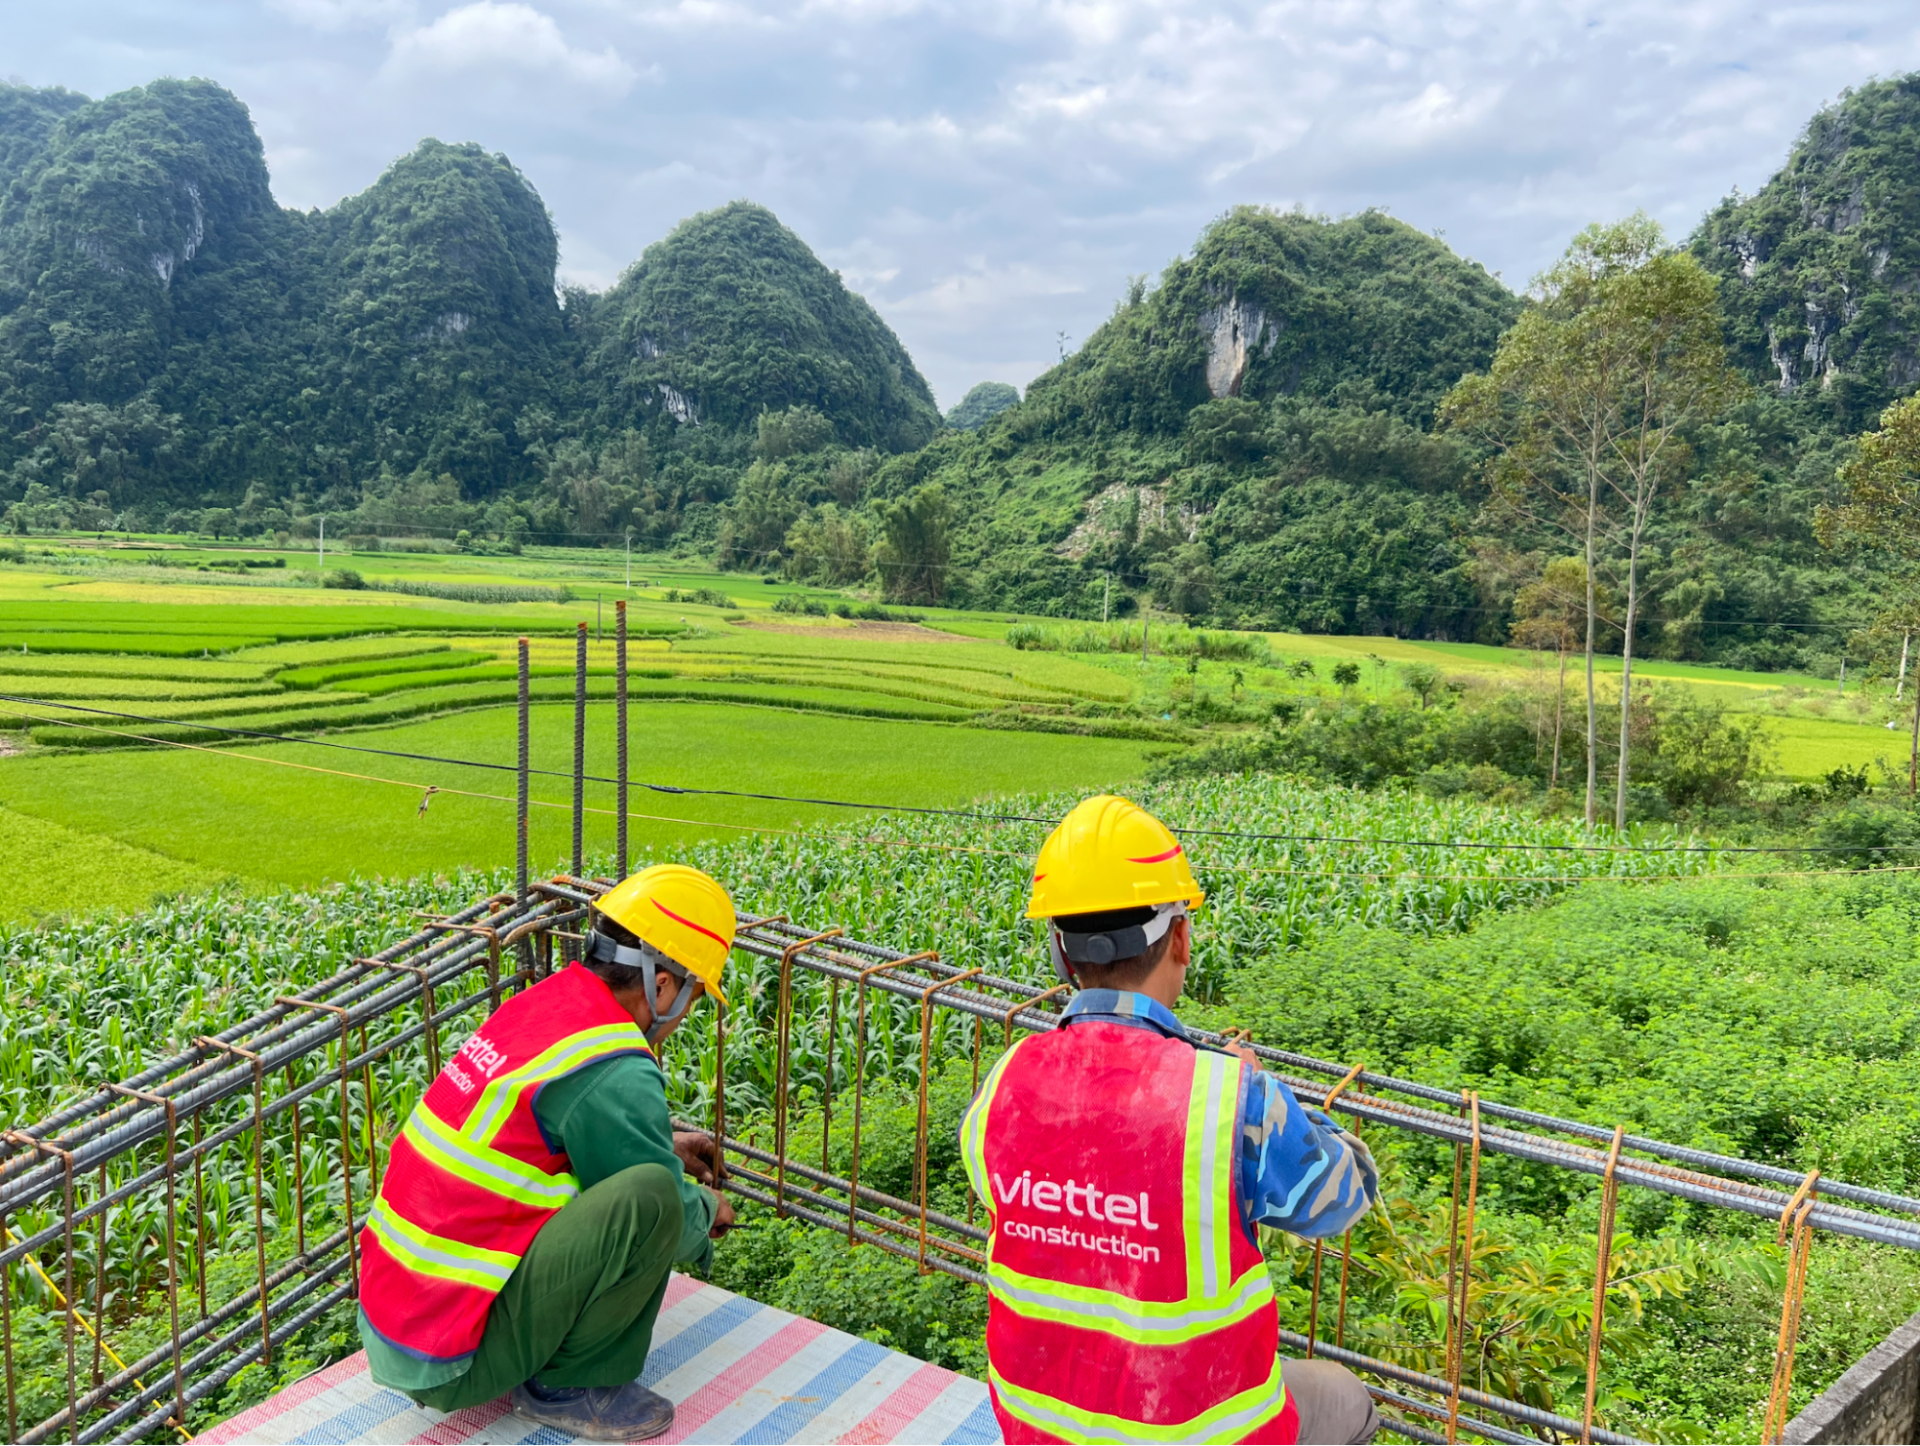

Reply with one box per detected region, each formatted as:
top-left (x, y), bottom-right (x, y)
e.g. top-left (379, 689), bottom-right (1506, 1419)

top-left (584, 929), bottom-right (696, 1044)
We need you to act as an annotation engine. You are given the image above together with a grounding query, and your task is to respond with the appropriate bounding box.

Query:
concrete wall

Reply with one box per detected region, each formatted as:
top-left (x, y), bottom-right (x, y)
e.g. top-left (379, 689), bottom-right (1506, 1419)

top-left (1783, 1310), bottom-right (1920, 1445)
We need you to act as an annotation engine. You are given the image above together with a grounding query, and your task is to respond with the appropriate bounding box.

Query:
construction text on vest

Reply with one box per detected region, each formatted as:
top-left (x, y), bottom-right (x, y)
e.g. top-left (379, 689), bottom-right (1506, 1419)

top-left (991, 1170), bottom-right (1163, 1263)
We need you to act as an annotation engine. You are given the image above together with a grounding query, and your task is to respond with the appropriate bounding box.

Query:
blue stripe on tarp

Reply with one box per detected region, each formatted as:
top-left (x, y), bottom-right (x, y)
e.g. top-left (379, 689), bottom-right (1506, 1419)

top-left (286, 1387), bottom-right (415, 1444)
top-left (641, 1293), bottom-right (764, 1387)
top-left (942, 1395), bottom-right (1002, 1444)
top-left (517, 1428), bottom-right (574, 1444)
top-left (727, 1337), bottom-right (891, 1444)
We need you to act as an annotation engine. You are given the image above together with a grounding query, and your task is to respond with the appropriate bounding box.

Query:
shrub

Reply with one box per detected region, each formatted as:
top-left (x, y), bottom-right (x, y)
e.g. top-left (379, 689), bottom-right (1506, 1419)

top-left (321, 568), bottom-right (365, 590)
top-left (1809, 800), bottom-right (1920, 868)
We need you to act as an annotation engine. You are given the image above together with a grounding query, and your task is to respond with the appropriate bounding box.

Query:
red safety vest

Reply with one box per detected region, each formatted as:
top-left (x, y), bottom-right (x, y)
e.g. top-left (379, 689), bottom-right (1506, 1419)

top-left (960, 1021), bottom-right (1294, 1444)
top-left (358, 963), bottom-right (651, 1366)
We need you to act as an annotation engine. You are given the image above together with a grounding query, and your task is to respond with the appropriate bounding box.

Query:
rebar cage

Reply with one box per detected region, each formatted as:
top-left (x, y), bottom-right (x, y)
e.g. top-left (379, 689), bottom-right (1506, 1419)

top-left (5, 873), bottom-right (1920, 1446)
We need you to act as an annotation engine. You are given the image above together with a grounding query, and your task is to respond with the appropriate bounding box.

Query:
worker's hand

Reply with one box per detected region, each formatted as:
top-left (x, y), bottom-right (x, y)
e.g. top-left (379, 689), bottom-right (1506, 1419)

top-left (673, 1130), bottom-right (720, 1188)
top-left (1230, 1044), bottom-right (1261, 1071)
top-left (708, 1192), bottom-right (736, 1239)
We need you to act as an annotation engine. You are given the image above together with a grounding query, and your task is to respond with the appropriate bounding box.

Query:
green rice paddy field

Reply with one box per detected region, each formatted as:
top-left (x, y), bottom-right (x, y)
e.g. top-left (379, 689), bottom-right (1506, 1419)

top-left (0, 535), bottom-right (1897, 920)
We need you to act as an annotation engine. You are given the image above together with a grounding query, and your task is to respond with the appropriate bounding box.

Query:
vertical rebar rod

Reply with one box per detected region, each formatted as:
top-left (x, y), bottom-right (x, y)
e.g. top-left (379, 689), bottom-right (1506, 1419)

top-left (1335, 1229), bottom-right (1353, 1349)
top-left (359, 1024), bottom-right (382, 1199)
top-left (1, 1205), bottom-right (15, 1445)
top-left (191, 1115), bottom-right (207, 1320)
top-left (916, 969), bottom-right (980, 1275)
top-left (711, 1000), bottom-right (727, 1184)
top-left (90, 1165), bottom-right (106, 1390)
top-left (107, 1085), bottom-right (185, 1435)
top-left (572, 622), bottom-right (587, 878)
top-left (517, 637), bottom-right (531, 974)
top-left (285, 1067), bottom-right (307, 1260)
top-left (615, 601), bottom-right (629, 879)
top-left (774, 933), bottom-right (842, 1215)
top-left (1582, 1127), bottom-right (1626, 1443)
top-left (1763, 1174), bottom-right (1821, 1443)
top-left (822, 980), bottom-right (840, 1172)
top-left (1306, 1241), bottom-right (1324, 1358)
top-left (847, 955), bottom-right (933, 1245)
top-left (1446, 1092), bottom-right (1484, 1445)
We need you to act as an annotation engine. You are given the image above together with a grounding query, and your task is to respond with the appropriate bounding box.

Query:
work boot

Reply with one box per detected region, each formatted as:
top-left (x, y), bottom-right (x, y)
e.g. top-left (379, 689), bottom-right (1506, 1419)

top-left (508, 1378), bottom-right (676, 1442)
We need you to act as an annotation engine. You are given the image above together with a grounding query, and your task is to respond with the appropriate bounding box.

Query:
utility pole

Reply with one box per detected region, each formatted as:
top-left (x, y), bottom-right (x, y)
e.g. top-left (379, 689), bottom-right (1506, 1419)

top-left (318, 516), bottom-right (324, 571)
top-left (1141, 608), bottom-right (1150, 663)
top-left (1103, 572), bottom-right (1110, 624)
top-left (626, 530), bottom-right (633, 590)
top-left (1899, 631), bottom-right (1910, 701)
top-left (1839, 658), bottom-right (1847, 695)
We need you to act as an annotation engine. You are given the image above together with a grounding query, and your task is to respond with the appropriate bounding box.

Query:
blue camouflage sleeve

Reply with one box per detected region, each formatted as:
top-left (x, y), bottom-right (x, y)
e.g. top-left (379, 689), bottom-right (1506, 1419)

top-left (1235, 1064), bottom-right (1379, 1239)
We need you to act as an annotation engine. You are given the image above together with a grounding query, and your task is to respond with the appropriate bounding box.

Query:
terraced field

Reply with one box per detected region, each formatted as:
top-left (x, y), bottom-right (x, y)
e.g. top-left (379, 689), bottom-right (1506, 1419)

top-left (0, 596), bottom-right (1159, 750)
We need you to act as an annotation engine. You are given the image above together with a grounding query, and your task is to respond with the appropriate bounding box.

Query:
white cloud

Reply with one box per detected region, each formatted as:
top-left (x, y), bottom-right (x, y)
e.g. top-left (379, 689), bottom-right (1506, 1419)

top-left (386, 3), bottom-right (636, 91)
top-left (272, 0), bottom-right (414, 31)
top-left (15, 0), bottom-right (1920, 404)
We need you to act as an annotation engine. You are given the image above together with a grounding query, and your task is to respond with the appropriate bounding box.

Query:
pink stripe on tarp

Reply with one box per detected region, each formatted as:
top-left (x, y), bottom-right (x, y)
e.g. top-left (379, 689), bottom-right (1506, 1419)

top-left (407, 1397), bottom-right (511, 1444)
top-left (832, 1362), bottom-right (961, 1444)
top-left (195, 1350), bottom-right (372, 1443)
top-left (662, 1272), bottom-right (701, 1311)
top-left (654, 1316), bottom-right (828, 1443)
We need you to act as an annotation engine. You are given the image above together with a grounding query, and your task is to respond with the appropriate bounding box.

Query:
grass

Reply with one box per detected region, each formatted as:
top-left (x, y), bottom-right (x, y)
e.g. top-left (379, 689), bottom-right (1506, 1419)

top-left (0, 702), bottom-right (1158, 891)
top-left (0, 802), bottom-right (226, 920)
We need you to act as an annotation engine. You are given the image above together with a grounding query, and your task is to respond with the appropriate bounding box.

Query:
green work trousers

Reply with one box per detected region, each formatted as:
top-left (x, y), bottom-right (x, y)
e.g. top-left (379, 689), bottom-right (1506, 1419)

top-left (409, 1162), bottom-right (685, 1413)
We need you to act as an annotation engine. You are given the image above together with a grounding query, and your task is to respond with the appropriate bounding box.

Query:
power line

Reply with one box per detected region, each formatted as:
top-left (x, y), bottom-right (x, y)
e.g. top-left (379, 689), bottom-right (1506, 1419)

top-left (10, 693), bottom-right (1909, 855)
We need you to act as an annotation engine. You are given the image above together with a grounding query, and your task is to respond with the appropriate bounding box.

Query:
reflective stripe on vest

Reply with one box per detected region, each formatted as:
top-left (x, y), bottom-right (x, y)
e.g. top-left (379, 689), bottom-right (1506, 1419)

top-left (964, 1046), bottom-right (1275, 1343)
top-left (359, 965), bottom-right (652, 1362)
top-left (465, 1023), bottom-right (647, 1142)
top-left (989, 1357), bottom-right (1287, 1445)
top-left (366, 1196), bottom-right (519, 1293)
top-left (401, 1103), bottom-right (581, 1212)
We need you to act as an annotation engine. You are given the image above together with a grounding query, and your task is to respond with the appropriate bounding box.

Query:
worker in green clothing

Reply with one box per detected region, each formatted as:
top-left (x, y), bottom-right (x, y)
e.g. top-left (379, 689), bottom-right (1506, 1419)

top-left (356, 865), bottom-right (740, 1442)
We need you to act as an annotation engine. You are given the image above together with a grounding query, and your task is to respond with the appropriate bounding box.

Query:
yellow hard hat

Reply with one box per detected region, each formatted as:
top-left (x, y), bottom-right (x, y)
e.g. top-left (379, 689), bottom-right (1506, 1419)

top-left (1026, 794), bottom-right (1204, 920)
top-left (594, 864), bottom-right (735, 1005)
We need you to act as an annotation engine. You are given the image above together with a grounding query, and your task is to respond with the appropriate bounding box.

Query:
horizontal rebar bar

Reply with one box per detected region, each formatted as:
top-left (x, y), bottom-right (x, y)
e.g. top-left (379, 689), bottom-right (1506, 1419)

top-left (735, 922), bottom-right (1920, 1245)
top-left (1277, 1332), bottom-right (1639, 1445)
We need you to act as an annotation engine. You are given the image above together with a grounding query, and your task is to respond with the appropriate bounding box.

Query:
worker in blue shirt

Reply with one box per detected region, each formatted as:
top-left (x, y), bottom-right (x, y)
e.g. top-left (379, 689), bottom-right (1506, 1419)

top-left (962, 794), bottom-right (1381, 1444)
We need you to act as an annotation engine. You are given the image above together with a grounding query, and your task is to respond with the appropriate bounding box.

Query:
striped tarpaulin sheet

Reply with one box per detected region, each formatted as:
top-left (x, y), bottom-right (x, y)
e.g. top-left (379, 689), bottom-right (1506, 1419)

top-left (196, 1274), bottom-right (1000, 1444)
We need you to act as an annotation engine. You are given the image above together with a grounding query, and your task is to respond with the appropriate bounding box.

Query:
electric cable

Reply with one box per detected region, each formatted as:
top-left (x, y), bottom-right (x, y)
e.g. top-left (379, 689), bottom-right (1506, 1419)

top-left (8, 692), bottom-right (1910, 854)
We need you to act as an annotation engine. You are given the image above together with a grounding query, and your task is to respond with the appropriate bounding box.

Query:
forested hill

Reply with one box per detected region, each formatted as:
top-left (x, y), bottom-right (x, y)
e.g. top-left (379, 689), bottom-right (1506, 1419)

top-left (6, 72), bottom-right (1920, 670)
top-left (861, 77), bottom-right (1920, 668)
top-left (0, 78), bottom-right (936, 540)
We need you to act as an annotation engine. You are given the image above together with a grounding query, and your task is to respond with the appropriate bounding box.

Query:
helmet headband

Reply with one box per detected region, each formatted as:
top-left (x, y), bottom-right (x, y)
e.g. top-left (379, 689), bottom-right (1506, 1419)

top-left (1050, 902), bottom-right (1187, 983)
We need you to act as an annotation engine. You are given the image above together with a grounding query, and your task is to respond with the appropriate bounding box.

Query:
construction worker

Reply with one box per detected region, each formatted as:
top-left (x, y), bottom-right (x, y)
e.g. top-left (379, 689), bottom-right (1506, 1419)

top-left (961, 795), bottom-right (1382, 1445)
top-left (356, 864), bottom-right (738, 1443)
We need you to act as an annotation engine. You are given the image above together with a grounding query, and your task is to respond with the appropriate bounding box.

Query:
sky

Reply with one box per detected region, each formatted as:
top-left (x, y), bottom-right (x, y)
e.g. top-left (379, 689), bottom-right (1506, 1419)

top-left (8, 1), bottom-right (1920, 411)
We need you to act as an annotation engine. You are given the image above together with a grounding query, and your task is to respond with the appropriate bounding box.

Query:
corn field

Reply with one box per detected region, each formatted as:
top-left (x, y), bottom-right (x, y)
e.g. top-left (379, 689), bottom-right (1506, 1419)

top-left (0, 772), bottom-right (1721, 1437)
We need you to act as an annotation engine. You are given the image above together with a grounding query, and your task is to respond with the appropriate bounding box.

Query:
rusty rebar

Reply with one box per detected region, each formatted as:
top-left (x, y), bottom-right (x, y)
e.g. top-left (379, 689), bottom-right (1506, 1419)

top-left (272, 999), bottom-right (366, 1286)
top-left (7, 1132), bottom-right (79, 1444)
top-left (848, 952), bottom-right (937, 1245)
top-left (104, 1084), bottom-right (184, 1435)
top-left (516, 637), bottom-right (531, 976)
top-left (1583, 1126), bottom-right (1626, 1443)
top-left (916, 969), bottom-right (982, 1273)
top-left (1763, 1174), bottom-right (1821, 1443)
top-left (616, 600), bottom-right (629, 878)
top-left (192, 1039), bottom-right (272, 1374)
top-left (773, 931), bottom-right (843, 1214)
top-left (573, 621), bottom-right (587, 878)
top-left (1446, 1092), bottom-right (1483, 1444)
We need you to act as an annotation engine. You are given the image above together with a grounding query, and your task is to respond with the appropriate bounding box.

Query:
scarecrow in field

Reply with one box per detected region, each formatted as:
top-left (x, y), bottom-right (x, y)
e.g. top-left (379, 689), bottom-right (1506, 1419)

top-left (355, 865), bottom-right (737, 1442)
top-left (962, 795), bottom-right (1382, 1444)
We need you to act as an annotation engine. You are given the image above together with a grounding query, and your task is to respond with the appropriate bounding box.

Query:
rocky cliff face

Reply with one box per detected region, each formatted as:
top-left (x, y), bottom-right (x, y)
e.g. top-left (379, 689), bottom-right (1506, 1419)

top-left (1695, 74), bottom-right (1920, 426)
